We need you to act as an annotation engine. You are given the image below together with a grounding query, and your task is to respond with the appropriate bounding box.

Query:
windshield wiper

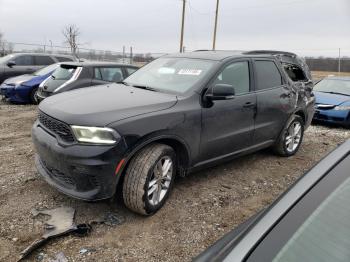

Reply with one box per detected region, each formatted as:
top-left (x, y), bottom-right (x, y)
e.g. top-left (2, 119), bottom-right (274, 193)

top-left (131, 85), bottom-right (159, 92)
top-left (320, 91), bottom-right (350, 96)
top-left (118, 81), bottom-right (132, 86)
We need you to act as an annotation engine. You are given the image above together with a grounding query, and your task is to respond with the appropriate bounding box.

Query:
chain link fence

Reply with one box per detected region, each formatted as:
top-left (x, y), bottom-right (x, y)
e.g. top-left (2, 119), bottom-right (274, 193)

top-left (1, 42), bottom-right (350, 72)
top-left (0, 41), bottom-right (166, 65)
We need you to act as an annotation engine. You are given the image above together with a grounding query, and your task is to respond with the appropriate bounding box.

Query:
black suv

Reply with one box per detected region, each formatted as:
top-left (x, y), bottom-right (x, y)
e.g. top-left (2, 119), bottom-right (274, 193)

top-left (0, 53), bottom-right (75, 84)
top-left (36, 62), bottom-right (139, 102)
top-left (32, 50), bottom-right (315, 215)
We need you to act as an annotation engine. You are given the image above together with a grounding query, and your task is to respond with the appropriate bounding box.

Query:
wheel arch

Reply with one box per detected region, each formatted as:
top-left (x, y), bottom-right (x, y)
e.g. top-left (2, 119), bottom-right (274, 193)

top-left (116, 135), bottom-right (191, 186)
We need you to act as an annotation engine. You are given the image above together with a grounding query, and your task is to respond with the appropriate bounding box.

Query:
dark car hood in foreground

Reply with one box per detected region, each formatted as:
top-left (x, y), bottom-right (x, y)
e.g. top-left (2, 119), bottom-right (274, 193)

top-left (3, 74), bottom-right (34, 85)
top-left (314, 91), bottom-right (350, 106)
top-left (39, 84), bottom-right (178, 126)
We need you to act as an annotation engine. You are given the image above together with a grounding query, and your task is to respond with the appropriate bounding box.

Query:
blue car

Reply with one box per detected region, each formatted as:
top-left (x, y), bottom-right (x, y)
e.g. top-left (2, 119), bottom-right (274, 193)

top-left (0, 63), bottom-right (60, 104)
top-left (313, 76), bottom-right (350, 127)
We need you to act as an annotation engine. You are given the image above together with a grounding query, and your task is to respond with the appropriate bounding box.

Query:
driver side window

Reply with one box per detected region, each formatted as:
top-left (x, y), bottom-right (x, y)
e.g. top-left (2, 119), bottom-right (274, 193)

top-left (214, 61), bottom-right (250, 95)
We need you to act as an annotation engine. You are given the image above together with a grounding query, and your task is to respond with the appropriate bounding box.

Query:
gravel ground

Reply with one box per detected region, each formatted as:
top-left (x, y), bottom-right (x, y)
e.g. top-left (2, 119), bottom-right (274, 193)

top-left (0, 100), bottom-right (349, 262)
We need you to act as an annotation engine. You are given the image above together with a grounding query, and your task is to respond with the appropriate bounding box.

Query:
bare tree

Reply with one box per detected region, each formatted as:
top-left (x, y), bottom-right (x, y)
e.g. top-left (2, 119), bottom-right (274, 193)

top-left (62, 24), bottom-right (80, 56)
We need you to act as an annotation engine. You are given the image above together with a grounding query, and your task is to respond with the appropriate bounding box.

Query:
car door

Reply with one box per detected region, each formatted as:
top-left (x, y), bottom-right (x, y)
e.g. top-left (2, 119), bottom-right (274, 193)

top-left (200, 60), bottom-right (256, 161)
top-left (253, 59), bottom-right (293, 145)
top-left (4, 55), bottom-right (35, 79)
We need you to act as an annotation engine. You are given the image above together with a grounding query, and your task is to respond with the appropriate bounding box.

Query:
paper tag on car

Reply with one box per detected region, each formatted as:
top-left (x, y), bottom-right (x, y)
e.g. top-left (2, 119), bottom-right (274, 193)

top-left (178, 69), bottom-right (202, 76)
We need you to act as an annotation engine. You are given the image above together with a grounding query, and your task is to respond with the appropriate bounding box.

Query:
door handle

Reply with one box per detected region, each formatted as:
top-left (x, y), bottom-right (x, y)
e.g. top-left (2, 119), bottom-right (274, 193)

top-left (243, 102), bottom-right (256, 108)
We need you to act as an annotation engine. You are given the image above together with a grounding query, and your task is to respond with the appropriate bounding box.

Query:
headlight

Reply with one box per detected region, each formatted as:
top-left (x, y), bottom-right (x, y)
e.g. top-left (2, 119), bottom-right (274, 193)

top-left (334, 105), bottom-right (350, 111)
top-left (71, 125), bottom-right (119, 144)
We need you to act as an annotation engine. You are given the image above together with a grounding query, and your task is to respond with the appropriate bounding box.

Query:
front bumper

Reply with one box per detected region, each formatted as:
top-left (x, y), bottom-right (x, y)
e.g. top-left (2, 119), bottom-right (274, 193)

top-left (32, 120), bottom-right (127, 200)
top-left (0, 84), bottom-right (16, 98)
top-left (0, 83), bottom-right (32, 103)
top-left (313, 108), bottom-right (350, 126)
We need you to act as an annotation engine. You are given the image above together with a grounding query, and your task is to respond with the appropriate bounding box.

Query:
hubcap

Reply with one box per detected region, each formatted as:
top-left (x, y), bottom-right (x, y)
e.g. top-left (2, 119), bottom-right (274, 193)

top-left (285, 122), bottom-right (302, 153)
top-left (147, 156), bottom-right (173, 206)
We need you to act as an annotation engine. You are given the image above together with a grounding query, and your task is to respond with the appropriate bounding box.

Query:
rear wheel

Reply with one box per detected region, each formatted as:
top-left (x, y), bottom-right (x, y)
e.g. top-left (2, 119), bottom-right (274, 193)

top-left (123, 144), bottom-right (176, 215)
top-left (273, 115), bottom-right (304, 157)
top-left (30, 87), bottom-right (39, 104)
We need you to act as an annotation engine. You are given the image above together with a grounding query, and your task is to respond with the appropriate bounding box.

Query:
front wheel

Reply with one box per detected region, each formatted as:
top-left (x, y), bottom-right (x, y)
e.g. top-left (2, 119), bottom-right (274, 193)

top-left (273, 115), bottom-right (304, 157)
top-left (30, 87), bottom-right (39, 104)
top-left (123, 144), bottom-right (176, 215)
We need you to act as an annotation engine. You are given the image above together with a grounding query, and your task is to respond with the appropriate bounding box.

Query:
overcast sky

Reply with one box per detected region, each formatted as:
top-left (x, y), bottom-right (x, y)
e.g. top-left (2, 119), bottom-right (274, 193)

top-left (0, 0), bottom-right (349, 57)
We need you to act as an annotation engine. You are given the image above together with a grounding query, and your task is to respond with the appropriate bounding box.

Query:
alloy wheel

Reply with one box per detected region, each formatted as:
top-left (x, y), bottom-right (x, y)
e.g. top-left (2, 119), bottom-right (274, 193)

top-left (147, 156), bottom-right (173, 206)
top-left (285, 121), bottom-right (302, 153)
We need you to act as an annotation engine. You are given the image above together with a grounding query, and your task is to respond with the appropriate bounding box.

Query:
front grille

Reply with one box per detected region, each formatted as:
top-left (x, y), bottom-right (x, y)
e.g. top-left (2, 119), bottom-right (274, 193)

top-left (38, 111), bottom-right (75, 142)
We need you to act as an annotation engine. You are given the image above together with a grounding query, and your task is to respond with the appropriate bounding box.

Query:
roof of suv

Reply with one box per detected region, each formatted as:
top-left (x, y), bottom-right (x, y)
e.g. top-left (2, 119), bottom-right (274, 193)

top-left (165, 50), bottom-right (298, 61)
top-left (58, 61), bottom-right (137, 68)
top-left (9, 52), bottom-right (74, 58)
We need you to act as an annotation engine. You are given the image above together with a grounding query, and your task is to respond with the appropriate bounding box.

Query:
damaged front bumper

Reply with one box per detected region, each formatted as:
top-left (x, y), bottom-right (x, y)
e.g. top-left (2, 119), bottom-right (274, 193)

top-left (32, 121), bottom-right (127, 201)
top-left (313, 108), bottom-right (350, 126)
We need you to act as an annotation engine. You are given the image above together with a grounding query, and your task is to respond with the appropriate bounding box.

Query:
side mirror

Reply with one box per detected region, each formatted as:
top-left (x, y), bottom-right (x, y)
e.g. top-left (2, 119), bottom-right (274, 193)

top-left (7, 61), bottom-right (16, 68)
top-left (206, 84), bottom-right (235, 101)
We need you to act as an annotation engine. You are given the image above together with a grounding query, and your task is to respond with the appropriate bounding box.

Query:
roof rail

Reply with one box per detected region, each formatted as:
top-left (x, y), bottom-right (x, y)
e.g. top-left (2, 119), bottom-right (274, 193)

top-left (244, 50), bottom-right (297, 57)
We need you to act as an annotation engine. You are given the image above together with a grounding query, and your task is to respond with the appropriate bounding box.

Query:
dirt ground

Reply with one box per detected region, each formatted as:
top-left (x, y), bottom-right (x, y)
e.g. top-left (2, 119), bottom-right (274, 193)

top-left (0, 92), bottom-right (349, 262)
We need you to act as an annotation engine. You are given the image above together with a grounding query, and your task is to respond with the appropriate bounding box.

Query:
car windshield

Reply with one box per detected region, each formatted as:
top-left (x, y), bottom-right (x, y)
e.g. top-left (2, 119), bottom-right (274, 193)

top-left (314, 79), bottom-right (350, 96)
top-left (34, 63), bottom-right (60, 76)
top-left (272, 176), bottom-right (350, 262)
top-left (123, 57), bottom-right (216, 94)
top-left (0, 54), bottom-right (14, 64)
top-left (51, 65), bottom-right (77, 80)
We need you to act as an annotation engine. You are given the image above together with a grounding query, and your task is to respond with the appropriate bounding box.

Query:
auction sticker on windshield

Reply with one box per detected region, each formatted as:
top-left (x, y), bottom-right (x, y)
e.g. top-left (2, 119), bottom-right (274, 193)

top-left (178, 69), bottom-right (202, 76)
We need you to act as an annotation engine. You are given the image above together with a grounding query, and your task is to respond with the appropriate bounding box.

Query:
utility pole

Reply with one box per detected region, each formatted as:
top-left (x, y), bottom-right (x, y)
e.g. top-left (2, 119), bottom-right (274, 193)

top-left (179, 0), bottom-right (186, 53)
top-left (338, 48), bottom-right (341, 74)
top-left (212, 0), bottom-right (220, 50)
top-left (130, 46), bottom-right (133, 64)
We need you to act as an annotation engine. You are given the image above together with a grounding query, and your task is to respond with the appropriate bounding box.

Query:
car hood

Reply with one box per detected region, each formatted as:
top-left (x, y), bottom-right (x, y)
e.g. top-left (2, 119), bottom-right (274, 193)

top-left (39, 84), bottom-right (178, 126)
top-left (314, 91), bottom-right (350, 106)
top-left (3, 74), bottom-right (34, 85)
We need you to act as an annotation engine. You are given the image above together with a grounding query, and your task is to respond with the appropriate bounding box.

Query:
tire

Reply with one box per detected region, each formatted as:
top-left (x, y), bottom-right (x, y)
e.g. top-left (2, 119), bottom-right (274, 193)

top-left (30, 87), bottom-right (39, 104)
top-left (273, 115), bottom-right (304, 157)
top-left (123, 144), bottom-right (176, 215)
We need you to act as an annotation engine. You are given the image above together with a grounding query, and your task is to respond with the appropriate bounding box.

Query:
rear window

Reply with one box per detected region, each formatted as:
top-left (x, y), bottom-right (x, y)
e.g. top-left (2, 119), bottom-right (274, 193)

top-left (283, 64), bottom-right (307, 82)
top-left (126, 67), bottom-right (138, 75)
top-left (52, 65), bottom-right (78, 80)
top-left (55, 56), bottom-right (74, 62)
top-left (95, 67), bottom-right (123, 82)
top-left (255, 60), bottom-right (283, 90)
top-left (35, 56), bottom-right (55, 66)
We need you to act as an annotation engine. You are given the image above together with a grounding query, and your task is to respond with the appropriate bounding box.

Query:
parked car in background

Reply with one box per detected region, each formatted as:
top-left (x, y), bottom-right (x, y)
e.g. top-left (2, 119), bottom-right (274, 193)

top-left (36, 62), bottom-right (139, 102)
top-left (0, 63), bottom-right (60, 104)
top-left (313, 76), bottom-right (350, 127)
top-left (0, 53), bottom-right (76, 84)
top-left (32, 50), bottom-right (314, 215)
top-left (195, 139), bottom-right (350, 262)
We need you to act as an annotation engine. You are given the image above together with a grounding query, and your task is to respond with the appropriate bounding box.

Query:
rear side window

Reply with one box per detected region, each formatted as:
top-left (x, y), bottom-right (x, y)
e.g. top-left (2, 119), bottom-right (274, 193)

top-left (13, 55), bottom-right (34, 66)
top-left (283, 64), bottom-right (307, 82)
top-left (255, 60), bottom-right (283, 90)
top-left (55, 56), bottom-right (74, 62)
top-left (35, 56), bottom-right (55, 66)
top-left (52, 65), bottom-right (77, 80)
top-left (96, 67), bottom-right (123, 82)
top-left (213, 61), bottom-right (250, 95)
top-left (126, 67), bottom-right (137, 75)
